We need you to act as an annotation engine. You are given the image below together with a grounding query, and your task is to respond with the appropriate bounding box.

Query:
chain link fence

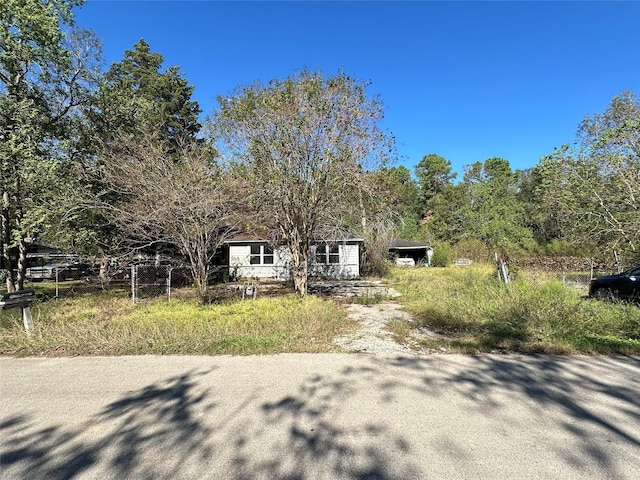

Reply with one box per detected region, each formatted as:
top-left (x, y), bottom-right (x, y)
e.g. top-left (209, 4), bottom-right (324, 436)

top-left (131, 265), bottom-right (192, 303)
top-left (21, 262), bottom-right (194, 303)
top-left (513, 254), bottom-right (638, 294)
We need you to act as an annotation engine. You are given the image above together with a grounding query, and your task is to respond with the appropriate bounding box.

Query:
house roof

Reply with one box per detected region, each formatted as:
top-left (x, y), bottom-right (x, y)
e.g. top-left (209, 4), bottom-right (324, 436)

top-left (24, 240), bottom-right (62, 254)
top-left (225, 231), bottom-right (271, 243)
top-left (389, 239), bottom-right (429, 250)
top-left (225, 231), bottom-right (364, 244)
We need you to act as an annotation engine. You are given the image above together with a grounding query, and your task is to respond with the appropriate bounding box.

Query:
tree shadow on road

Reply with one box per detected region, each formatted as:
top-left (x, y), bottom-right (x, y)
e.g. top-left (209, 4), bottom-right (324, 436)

top-left (1, 369), bottom-right (215, 479)
top-left (1, 362), bottom-right (420, 479)
top-left (1, 355), bottom-right (639, 479)
top-left (383, 354), bottom-right (640, 477)
top-left (231, 372), bottom-right (420, 479)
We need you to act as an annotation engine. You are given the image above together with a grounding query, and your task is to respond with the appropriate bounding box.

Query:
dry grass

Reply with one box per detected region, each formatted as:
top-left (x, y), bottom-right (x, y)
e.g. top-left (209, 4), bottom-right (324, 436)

top-left (0, 287), bottom-right (354, 357)
top-left (4, 267), bottom-right (638, 357)
top-left (391, 265), bottom-right (640, 354)
top-left (387, 318), bottom-right (413, 345)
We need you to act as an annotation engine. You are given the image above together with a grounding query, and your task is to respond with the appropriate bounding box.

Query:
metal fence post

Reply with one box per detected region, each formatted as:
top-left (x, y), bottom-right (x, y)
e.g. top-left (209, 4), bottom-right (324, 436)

top-left (131, 265), bottom-right (137, 304)
top-left (167, 267), bottom-right (172, 301)
top-left (501, 261), bottom-right (510, 285)
top-left (22, 306), bottom-right (34, 332)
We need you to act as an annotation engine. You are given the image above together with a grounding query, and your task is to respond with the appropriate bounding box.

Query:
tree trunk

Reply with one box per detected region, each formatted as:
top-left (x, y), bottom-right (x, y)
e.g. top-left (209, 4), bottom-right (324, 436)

top-left (188, 243), bottom-right (210, 304)
top-left (2, 191), bottom-right (17, 292)
top-left (196, 261), bottom-right (209, 304)
top-left (290, 245), bottom-right (309, 296)
top-left (16, 236), bottom-right (26, 291)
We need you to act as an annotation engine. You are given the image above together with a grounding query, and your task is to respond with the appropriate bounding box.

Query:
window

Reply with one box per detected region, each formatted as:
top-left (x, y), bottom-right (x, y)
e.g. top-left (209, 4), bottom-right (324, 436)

top-left (315, 243), bottom-right (339, 264)
top-left (250, 245), bottom-right (274, 265)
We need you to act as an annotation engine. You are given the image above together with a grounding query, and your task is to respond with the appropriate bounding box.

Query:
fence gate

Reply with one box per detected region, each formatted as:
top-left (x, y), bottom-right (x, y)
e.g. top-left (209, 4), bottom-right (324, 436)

top-left (131, 265), bottom-right (191, 303)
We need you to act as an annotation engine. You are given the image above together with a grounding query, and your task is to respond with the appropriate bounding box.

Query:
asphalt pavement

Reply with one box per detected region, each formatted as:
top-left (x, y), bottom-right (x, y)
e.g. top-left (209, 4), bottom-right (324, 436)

top-left (1, 354), bottom-right (639, 479)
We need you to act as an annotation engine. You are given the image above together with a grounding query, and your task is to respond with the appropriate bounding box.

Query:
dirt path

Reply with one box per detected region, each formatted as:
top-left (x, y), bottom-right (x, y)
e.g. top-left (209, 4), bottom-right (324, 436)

top-left (334, 301), bottom-right (444, 355)
top-left (334, 302), bottom-right (416, 354)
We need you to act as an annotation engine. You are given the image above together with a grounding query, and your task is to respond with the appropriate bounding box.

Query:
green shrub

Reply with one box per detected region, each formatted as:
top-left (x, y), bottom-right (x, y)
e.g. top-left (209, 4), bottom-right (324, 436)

top-left (544, 239), bottom-right (588, 257)
top-left (431, 241), bottom-right (453, 267)
top-left (453, 238), bottom-right (491, 263)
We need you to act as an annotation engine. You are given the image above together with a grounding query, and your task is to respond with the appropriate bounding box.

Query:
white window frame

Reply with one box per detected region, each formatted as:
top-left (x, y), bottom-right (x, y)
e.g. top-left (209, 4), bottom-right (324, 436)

top-left (250, 245), bottom-right (274, 265)
top-left (315, 243), bottom-right (340, 265)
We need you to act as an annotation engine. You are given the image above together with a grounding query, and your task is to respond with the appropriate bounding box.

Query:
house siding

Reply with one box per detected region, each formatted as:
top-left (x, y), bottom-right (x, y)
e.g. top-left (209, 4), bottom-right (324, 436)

top-left (309, 243), bottom-right (360, 279)
top-left (229, 245), bottom-right (291, 280)
top-left (228, 241), bottom-right (361, 280)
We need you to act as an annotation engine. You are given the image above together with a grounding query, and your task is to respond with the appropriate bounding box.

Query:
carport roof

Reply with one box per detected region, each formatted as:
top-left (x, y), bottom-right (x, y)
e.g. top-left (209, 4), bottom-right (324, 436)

top-left (389, 239), bottom-right (429, 249)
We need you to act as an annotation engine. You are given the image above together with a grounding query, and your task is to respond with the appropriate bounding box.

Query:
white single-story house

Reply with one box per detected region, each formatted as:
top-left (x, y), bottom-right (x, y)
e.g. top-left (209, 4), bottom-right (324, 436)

top-left (225, 234), bottom-right (363, 280)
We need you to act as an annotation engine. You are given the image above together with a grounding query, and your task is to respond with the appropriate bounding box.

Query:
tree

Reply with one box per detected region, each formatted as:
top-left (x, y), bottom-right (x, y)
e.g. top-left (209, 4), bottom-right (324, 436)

top-left (415, 153), bottom-right (456, 203)
top-left (463, 158), bottom-right (534, 254)
top-left (414, 154), bottom-right (459, 244)
top-left (214, 70), bottom-right (393, 295)
top-left (421, 182), bottom-right (470, 243)
top-left (534, 91), bottom-right (640, 258)
top-left (519, 154), bottom-right (573, 249)
top-left (90, 39), bottom-right (201, 151)
top-left (369, 166), bottom-right (422, 239)
top-left (96, 134), bottom-right (237, 301)
top-left (71, 39), bottom-right (205, 263)
top-left (576, 90), bottom-right (639, 255)
top-left (1, 0), bottom-right (99, 291)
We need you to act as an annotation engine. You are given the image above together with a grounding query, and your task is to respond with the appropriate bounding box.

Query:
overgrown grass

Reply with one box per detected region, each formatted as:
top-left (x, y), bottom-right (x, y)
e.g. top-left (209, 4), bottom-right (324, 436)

top-left (391, 265), bottom-right (640, 354)
top-left (0, 288), bottom-right (354, 357)
top-left (4, 269), bottom-right (639, 356)
top-left (387, 318), bottom-right (413, 345)
top-left (352, 290), bottom-right (389, 305)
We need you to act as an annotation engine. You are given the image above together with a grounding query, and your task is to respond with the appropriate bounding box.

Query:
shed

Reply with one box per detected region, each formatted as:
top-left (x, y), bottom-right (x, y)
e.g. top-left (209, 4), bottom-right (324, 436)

top-left (388, 239), bottom-right (429, 265)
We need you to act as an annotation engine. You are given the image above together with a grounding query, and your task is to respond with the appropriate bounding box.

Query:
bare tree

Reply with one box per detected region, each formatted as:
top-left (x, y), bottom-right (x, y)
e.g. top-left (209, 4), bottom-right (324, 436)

top-left (213, 70), bottom-right (393, 295)
top-left (96, 133), bottom-right (238, 301)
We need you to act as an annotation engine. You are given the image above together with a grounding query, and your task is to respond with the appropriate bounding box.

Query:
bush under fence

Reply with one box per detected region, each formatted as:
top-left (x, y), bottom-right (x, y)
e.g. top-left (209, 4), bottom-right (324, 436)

top-left (511, 256), bottom-right (637, 293)
top-left (21, 264), bottom-right (194, 303)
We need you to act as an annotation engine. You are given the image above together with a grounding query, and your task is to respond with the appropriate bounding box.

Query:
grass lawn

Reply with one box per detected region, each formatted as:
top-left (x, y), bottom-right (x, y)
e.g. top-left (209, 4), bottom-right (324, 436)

top-left (2, 266), bottom-right (639, 356)
top-left (390, 265), bottom-right (640, 355)
top-left (0, 284), bottom-right (354, 356)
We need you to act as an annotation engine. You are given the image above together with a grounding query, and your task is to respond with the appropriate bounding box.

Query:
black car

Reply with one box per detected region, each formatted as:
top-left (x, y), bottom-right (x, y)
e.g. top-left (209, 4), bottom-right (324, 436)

top-left (589, 265), bottom-right (640, 302)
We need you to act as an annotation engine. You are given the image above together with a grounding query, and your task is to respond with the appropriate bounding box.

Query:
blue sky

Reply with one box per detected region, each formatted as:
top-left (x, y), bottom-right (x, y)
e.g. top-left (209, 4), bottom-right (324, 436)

top-left (75, 1), bottom-right (640, 176)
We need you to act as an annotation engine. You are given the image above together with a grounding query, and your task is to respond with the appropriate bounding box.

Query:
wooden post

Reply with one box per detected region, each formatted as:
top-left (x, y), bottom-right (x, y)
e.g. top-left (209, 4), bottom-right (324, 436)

top-left (1, 289), bottom-right (36, 332)
top-left (614, 250), bottom-right (621, 273)
top-left (501, 261), bottom-right (510, 285)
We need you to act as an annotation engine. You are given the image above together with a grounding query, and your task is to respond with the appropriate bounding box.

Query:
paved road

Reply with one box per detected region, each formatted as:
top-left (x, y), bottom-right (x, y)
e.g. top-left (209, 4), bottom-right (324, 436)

top-left (1, 354), bottom-right (639, 479)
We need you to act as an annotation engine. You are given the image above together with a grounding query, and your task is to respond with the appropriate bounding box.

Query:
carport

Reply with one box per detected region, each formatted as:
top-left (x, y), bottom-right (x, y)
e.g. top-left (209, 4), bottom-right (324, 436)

top-left (388, 239), bottom-right (429, 265)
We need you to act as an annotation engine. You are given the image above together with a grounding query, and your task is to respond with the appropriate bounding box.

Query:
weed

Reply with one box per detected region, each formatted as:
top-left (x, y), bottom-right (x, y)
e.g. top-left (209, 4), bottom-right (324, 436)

top-left (387, 318), bottom-right (412, 345)
top-left (391, 265), bottom-right (640, 354)
top-left (353, 289), bottom-right (388, 305)
top-left (0, 293), bottom-right (350, 356)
